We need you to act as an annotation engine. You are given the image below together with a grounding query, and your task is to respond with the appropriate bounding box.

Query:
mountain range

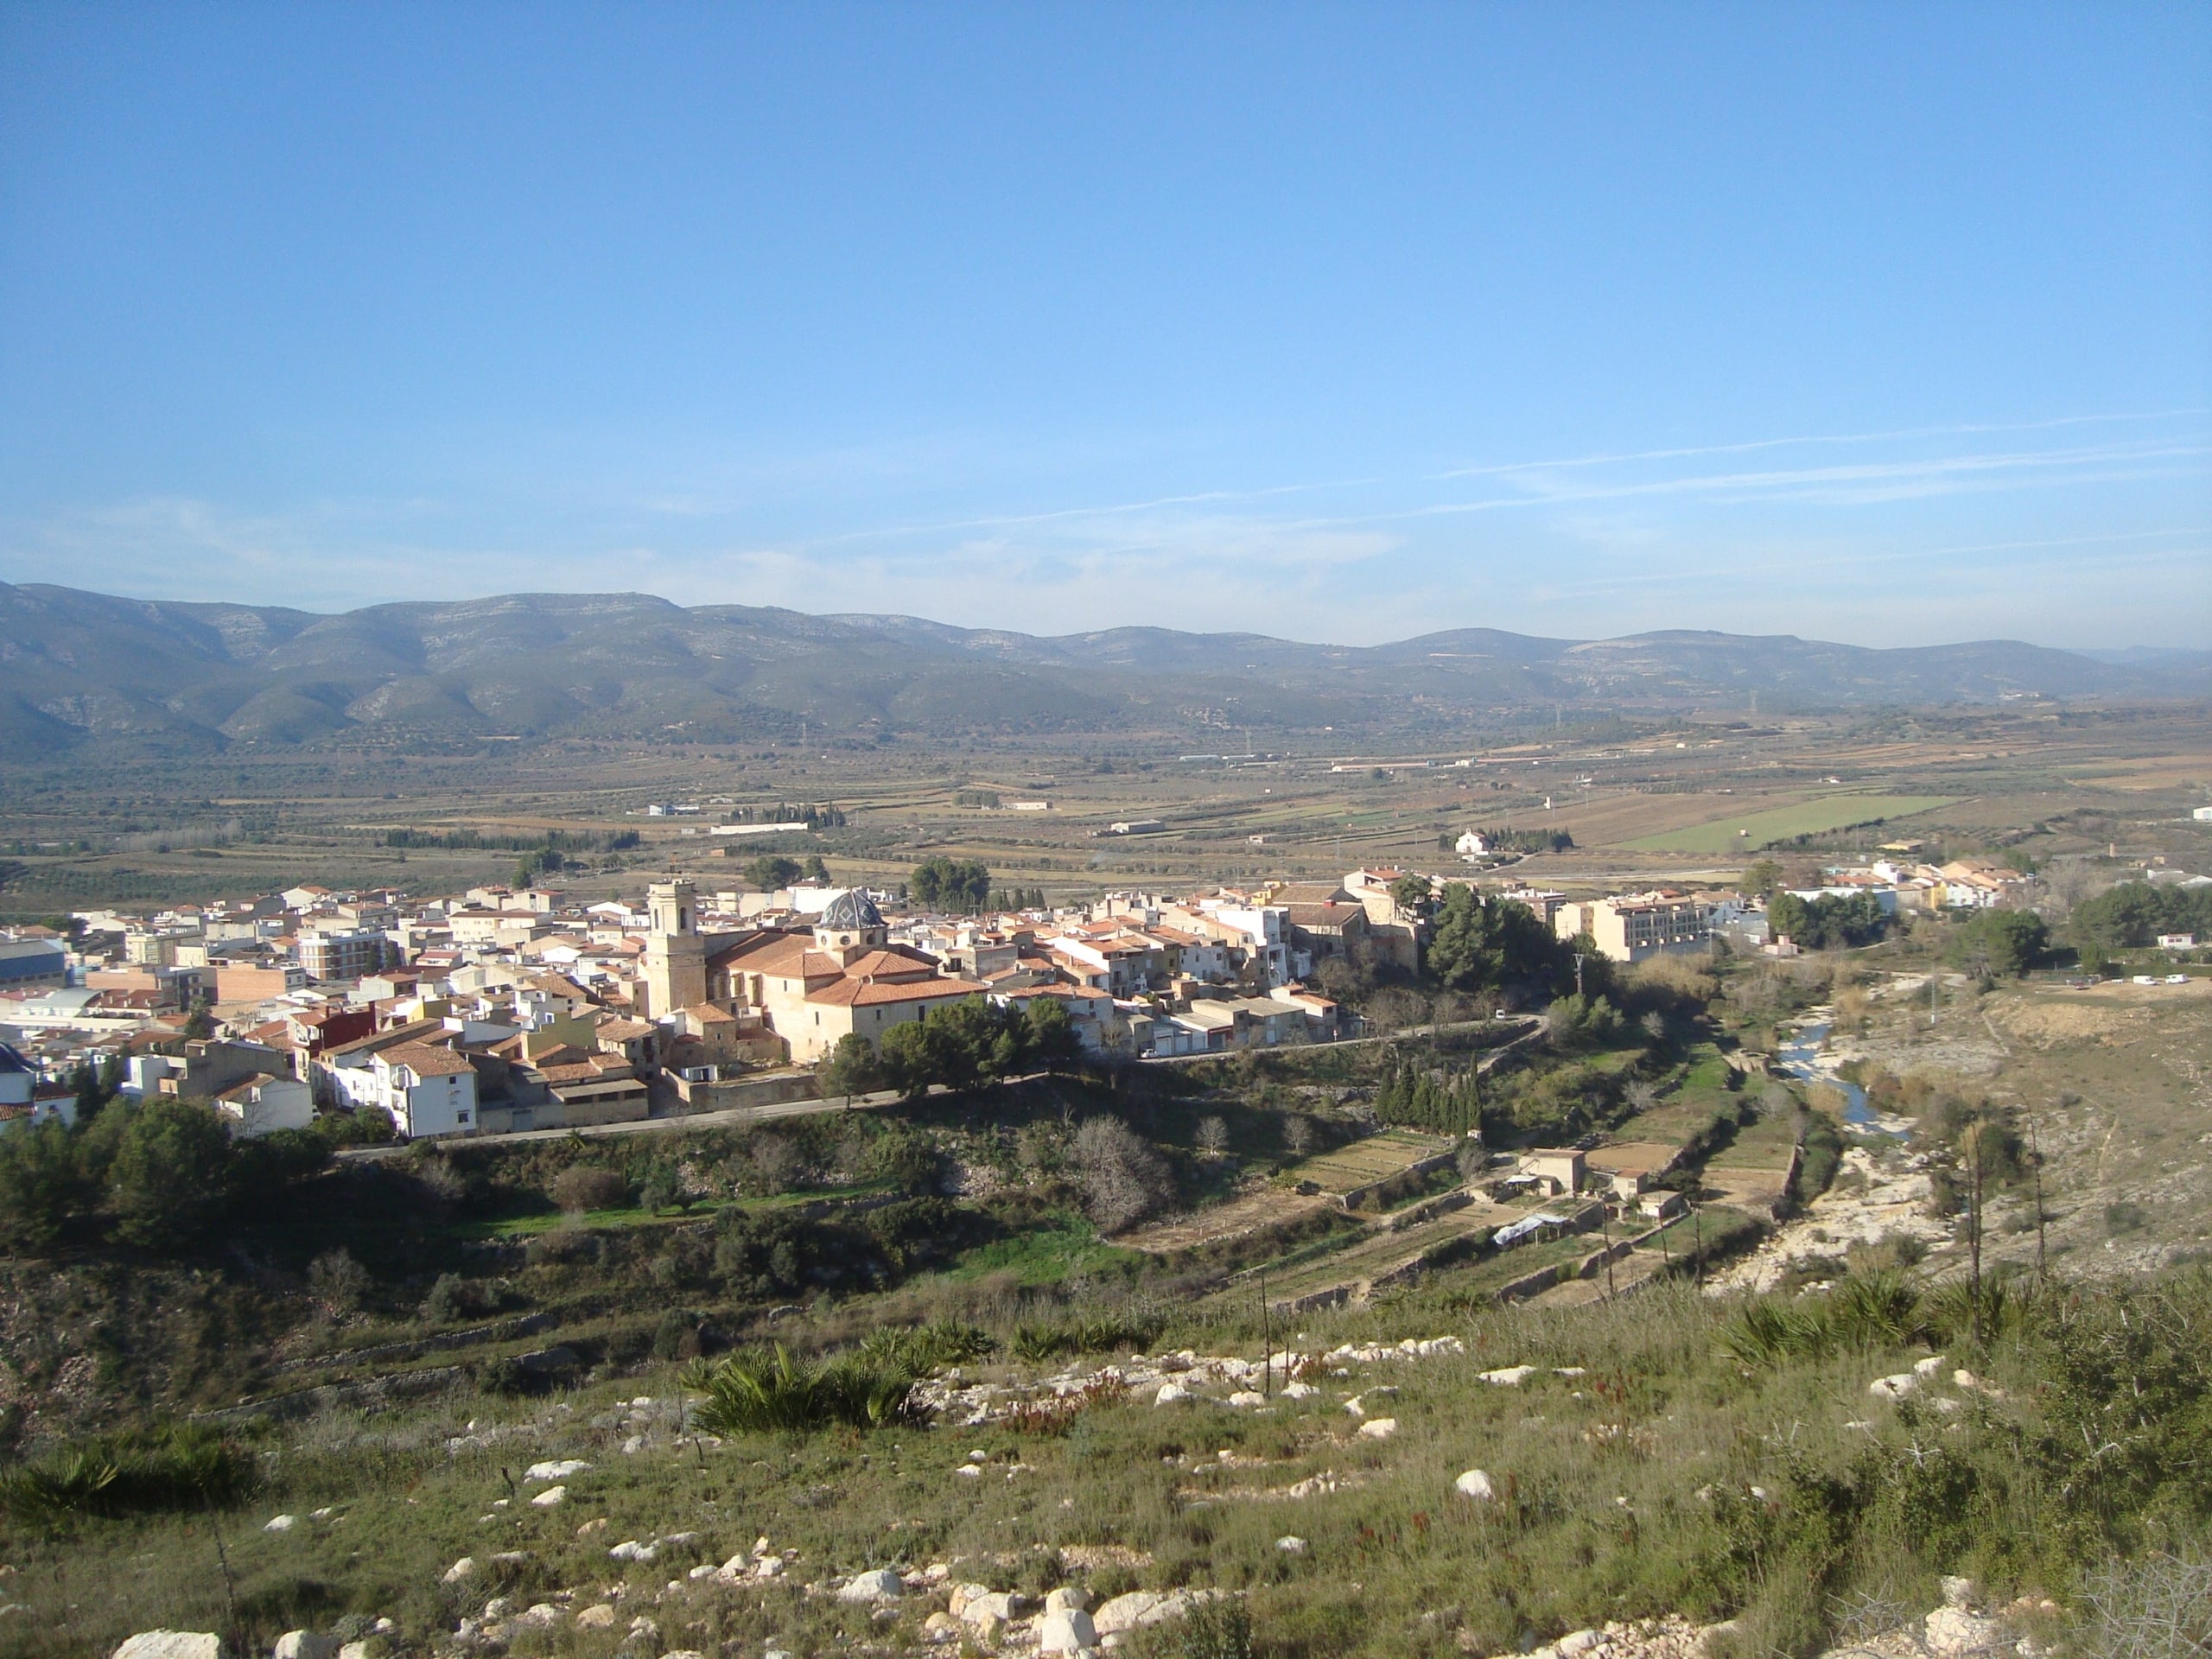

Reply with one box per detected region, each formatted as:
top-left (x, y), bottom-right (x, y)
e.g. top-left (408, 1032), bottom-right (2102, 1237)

top-left (1, 582), bottom-right (2204, 759)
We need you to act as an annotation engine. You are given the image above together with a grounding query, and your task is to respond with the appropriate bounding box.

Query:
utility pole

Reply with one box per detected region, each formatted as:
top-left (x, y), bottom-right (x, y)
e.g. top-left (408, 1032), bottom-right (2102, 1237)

top-left (1963, 1119), bottom-right (1986, 1345)
top-left (1258, 1266), bottom-right (1272, 1400)
top-left (2030, 1111), bottom-right (2048, 1286)
top-left (1599, 1200), bottom-right (1617, 1300)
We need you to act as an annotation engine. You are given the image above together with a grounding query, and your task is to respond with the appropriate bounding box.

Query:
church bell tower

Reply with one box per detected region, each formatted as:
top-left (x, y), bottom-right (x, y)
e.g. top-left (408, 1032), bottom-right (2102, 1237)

top-left (644, 879), bottom-right (708, 1016)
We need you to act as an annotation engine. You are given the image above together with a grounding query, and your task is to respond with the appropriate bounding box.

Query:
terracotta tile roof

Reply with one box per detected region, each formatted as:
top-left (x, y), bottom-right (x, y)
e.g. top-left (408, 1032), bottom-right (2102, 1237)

top-left (837, 948), bottom-right (938, 980)
top-left (806, 976), bottom-right (987, 1008)
top-left (379, 1041), bottom-right (475, 1078)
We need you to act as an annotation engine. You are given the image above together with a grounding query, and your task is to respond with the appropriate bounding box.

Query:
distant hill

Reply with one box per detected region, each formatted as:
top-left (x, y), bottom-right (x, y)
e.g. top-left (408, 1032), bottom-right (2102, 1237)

top-left (0, 582), bottom-right (2201, 758)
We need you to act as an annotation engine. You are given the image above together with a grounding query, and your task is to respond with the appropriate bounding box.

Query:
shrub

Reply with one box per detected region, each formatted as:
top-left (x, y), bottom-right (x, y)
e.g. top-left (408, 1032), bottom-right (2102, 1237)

top-left (652, 1308), bottom-right (701, 1361)
top-left (308, 1248), bottom-right (370, 1313)
top-left (1010, 1309), bottom-right (1163, 1363)
top-left (857, 1319), bottom-right (997, 1374)
top-left (1173, 1599), bottom-right (1255, 1659)
top-left (2075, 1548), bottom-right (2212, 1659)
top-left (422, 1272), bottom-right (497, 1325)
top-left (550, 1165), bottom-right (630, 1213)
top-left (683, 1344), bottom-right (925, 1434)
top-left (0, 1423), bottom-right (259, 1530)
top-left (1068, 1116), bottom-right (1173, 1233)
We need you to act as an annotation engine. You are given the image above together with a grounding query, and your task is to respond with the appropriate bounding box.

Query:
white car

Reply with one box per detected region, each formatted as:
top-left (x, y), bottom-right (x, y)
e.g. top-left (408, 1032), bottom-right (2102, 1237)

top-left (2169, 974), bottom-right (2191, 985)
top-left (2132, 975), bottom-right (2160, 985)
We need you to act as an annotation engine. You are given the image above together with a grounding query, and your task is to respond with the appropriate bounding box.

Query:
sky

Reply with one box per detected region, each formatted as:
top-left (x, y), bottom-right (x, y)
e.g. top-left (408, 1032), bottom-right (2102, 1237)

top-left (2, 3), bottom-right (2209, 650)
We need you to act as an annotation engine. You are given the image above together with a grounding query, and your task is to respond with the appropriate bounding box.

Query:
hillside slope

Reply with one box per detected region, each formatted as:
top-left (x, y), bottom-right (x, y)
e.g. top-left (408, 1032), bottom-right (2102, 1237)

top-left (0, 582), bottom-right (2199, 757)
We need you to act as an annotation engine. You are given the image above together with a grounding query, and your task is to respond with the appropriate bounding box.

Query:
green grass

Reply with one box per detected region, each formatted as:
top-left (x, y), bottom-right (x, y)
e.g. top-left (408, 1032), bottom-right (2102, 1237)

top-left (2, 1262), bottom-right (2205, 1659)
top-left (948, 1211), bottom-right (1147, 1285)
top-left (1623, 794), bottom-right (1954, 854)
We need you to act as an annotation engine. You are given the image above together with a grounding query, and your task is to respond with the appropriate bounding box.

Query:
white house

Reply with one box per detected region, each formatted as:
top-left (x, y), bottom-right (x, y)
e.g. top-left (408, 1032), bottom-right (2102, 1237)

top-left (211, 1072), bottom-right (315, 1137)
top-left (370, 1042), bottom-right (479, 1138)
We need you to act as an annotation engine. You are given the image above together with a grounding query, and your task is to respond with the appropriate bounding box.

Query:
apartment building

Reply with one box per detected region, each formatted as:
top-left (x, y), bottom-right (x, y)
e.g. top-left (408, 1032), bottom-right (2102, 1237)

top-left (1554, 892), bottom-right (1713, 964)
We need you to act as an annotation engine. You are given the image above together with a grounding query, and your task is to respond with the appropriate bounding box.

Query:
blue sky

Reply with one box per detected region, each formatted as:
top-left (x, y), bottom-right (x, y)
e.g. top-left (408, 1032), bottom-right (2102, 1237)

top-left (2, 3), bottom-right (2208, 648)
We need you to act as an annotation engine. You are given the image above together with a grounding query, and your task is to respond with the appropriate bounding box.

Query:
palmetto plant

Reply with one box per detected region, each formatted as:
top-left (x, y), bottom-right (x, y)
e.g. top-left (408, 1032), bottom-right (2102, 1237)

top-left (683, 1344), bottom-right (928, 1434)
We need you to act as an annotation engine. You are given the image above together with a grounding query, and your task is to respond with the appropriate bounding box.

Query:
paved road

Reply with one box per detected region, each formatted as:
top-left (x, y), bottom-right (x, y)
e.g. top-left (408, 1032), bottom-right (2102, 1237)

top-left (336, 1019), bottom-right (1543, 1160)
top-left (335, 1086), bottom-right (901, 1161)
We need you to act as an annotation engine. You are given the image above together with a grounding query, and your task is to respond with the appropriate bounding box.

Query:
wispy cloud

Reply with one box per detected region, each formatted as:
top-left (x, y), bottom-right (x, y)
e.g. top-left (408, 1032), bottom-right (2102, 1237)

top-left (3, 408), bottom-right (2207, 648)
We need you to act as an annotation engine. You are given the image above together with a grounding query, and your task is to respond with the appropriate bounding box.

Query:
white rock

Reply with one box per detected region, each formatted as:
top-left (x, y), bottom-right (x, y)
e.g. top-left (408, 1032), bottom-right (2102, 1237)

top-left (524, 1459), bottom-right (592, 1481)
top-left (1913, 1354), bottom-right (1948, 1377)
top-left (960, 1592), bottom-right (1023, 1625)
top-left (837, 1568), bottom-right (905, 1603)
top-left (1479, 1365), bottom-right (1539, 1386)
top-left (274, 1637), bottom-right (337, 1659)
top-left (336, 1643), bottom-right (378, 1659)
top-left (1155, 1382), bottom-right (1190, 1404)
top-left (1357, 1416), bottom-right (1399, 1439)
top-left (1039, 1608), bottom-right (1098, 1652)
top-left (1344, 1395), bottom-right (1366, 1416)
top-left (1045, 1588), bottom-right (1090, 1614)
top-left (113, 1637), bottom-right (225, 1659)
top-left (575, 1605), bottom-right (618, 1629)
top-left (1275, 1535), bottom-right (1308, 1554)
top-left (442, 1557), bottom-right (477, 1584)
top-left (1092, 1591), bottom-right (1197, 1635)
top-left (924, 1612), bottom-right (963, 1643)
top-left (622, 1435), bottom-right (647, 1454)
top-left (610, 1540), bottom-right (658, 1562)
top-left (954, 1464), bottom-right (982, 1478)
top-left (512, 1604), bottom-right (564, 1628)
top-left (264, 1515), bottom-right (298, 1533)
top-left (528, 1484), bottom-right (567, 1507)
top-left (1281, 1382), bottom-right (1318, 1399)
top-left (689, 1563), bottom-right (718, 1580)
top-left (751, 1556), bottom-right (785, 1580)
top-left (1454, 1469), bottom-right (1496, 1501)
top-left (1940, 1575), bottom-right (1976, 1610)
top-left (1228, 1390), bottom-right (1266, 1408)
top-left (1924, 1607), bottom-right (2005, 1656)
top-left (1557, 1632), bottom-right (1603, 1656)
top-left (1868, 1374), bottom-right (1919, 1402)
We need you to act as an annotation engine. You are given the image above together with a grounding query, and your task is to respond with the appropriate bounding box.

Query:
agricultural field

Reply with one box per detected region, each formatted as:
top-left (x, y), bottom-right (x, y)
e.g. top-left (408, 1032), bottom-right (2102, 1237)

top-left (3, 702), bottom-right (2205, 919)
top-left (1276, 1128), bottom-right (1455, 1198)
top-left (1621, 792), bottom-right (1954, 854)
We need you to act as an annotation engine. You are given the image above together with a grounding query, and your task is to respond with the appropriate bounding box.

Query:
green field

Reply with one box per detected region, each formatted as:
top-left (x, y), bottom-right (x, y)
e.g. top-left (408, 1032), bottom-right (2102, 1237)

top-left (1624, 793), bottom-right (1955, 854)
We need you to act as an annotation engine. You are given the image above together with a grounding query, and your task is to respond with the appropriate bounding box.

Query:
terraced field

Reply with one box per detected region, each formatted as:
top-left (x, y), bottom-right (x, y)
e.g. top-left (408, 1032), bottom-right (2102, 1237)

top-left (1280, 1128), bottom-right (1455, 1195)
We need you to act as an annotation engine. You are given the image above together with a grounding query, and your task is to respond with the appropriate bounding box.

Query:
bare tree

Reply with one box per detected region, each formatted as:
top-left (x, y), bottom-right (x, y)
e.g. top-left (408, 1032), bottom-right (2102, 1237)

top-left (1069, 1116), bottom-right (1173, 1234)
top-left (1282, 1114), bottom-right (1314, 1156)
top-left (1624, 1077), bottom-right (1662, 1114)
top-left (1195, 1115), bottom-right (1230, 1154)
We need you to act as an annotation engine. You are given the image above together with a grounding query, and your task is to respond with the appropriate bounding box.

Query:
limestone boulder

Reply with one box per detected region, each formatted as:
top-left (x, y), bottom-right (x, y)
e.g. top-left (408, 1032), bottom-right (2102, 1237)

top-left (1044, 1587), bottom-right (1089, 1614)
top-left (1039, 1607), bottom-right (1098, 1653)
top-left (113, 1636), bottom-right (224, 1659)
top-left (273, 1636), bottom-right (337, 1659)
top-left (1923, 1607), bottom-right (2006, 1656)
top-left (1454, 1469), bottom-right (1495, 1501)
top-left (1093, 1590), bottom-right (1198, 1636)
top-left (837, 1568), bottom-right (904, 1603)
